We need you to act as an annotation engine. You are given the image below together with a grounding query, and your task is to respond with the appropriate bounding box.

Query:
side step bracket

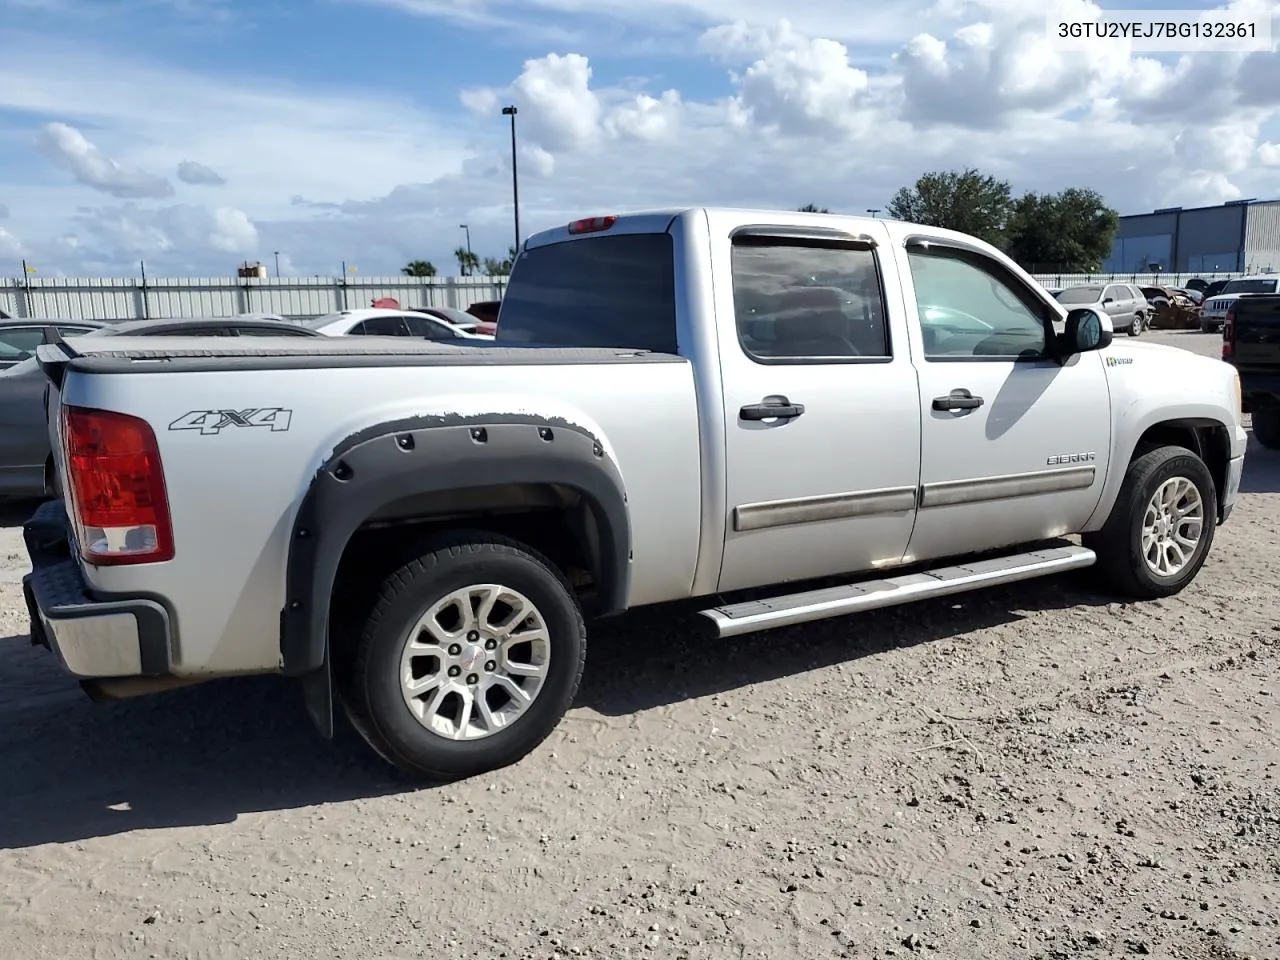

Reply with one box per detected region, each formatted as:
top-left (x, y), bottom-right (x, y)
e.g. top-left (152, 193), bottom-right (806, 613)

top-left (699, 544), bottom-right (1096, 638)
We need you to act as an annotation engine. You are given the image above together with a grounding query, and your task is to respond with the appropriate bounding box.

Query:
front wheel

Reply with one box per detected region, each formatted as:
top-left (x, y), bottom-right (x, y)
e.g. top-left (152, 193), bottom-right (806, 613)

top-left (341, 532), bottom-right (586, 782)
top-left (1085, 446), bottom-right (1217, 600)
top-left (1252, 409), bottom-right (1280, 450)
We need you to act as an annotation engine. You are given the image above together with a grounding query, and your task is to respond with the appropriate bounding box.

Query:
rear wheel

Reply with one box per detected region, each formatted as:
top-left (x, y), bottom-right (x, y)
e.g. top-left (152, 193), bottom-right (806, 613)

top-left (1252, 409), bottom-right (1280, 450)
top-left (341, 532), bottom-right (586, 782)
top-left (1085, 446), bottom-right (1217, 599)
top-left (1128, 313), bottom-right (1144, 337)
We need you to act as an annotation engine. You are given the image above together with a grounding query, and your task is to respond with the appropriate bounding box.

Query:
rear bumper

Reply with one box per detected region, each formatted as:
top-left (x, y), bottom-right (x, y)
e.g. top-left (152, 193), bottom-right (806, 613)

top-left (21, 500), bottom-right (172, 679)
top-left (1238, 370), bottom-right (1280, 410)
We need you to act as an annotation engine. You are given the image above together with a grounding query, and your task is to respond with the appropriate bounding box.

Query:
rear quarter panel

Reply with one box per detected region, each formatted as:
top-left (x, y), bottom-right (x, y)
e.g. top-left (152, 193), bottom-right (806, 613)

top-left (58, 358), bottom-right (702, 676)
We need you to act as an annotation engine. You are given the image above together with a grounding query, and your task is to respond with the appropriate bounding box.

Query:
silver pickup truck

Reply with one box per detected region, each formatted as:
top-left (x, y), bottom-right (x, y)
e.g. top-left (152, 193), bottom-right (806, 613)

top-left (24, 207), bottom-right (1247, 781)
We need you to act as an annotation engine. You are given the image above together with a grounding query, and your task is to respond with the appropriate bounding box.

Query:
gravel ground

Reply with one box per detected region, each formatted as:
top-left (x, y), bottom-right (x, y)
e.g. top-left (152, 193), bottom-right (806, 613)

top-left (1, 330), bottom-right (1276, 960)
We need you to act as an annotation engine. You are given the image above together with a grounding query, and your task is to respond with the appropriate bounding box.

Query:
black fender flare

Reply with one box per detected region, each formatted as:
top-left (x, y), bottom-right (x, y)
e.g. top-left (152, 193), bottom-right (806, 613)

top-left (281, 414), bottom-right (631, 687)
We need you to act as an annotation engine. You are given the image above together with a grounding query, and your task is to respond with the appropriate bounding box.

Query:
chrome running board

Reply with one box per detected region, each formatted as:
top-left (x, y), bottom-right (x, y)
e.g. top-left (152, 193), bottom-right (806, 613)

top-left (699, 544), bottom-right (1096, 638)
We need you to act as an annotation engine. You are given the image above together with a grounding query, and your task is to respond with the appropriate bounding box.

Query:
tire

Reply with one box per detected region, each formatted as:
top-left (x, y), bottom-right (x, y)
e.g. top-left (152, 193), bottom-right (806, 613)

top-left (1252, 409), bottom-right (1280, 450)
top-left (341, 531), bottom-right (586, 782)
top-left (1128, 313), bottom-right (1143, 337)
top-left (1084, 446), bottom-right (1217, 600)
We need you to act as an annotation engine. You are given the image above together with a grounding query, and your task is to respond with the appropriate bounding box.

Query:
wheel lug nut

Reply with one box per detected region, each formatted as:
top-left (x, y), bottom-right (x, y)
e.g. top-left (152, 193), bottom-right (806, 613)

top-left (485, 660), bottom-right (496, 672)
top-left (447, 644), bottom-right (461, 656)
top-left (466, 674), bottom-right (479, 685)
top-left (484, 639), bottom-right (497, 651)
top-left (448, 666), bottom-right (461, 677)
top-left (467, 631), bottom-right (480, 642)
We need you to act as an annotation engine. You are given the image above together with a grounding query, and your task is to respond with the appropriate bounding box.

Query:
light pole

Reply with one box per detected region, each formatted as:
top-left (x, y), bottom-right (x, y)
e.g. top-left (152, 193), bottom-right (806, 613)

top-left (459, 224), bottom-right (472, 258)
top-left (273, 251), bottom-right (280, 276)
top-left (502, 105), bottom-right (520, 249)
top-left (866, 208), bottom-right (880, 218)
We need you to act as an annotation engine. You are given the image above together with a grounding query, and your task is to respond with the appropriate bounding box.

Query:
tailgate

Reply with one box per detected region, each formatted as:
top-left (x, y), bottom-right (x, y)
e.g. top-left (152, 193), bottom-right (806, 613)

top-left (1233, 297), bottom-right (1280, 369)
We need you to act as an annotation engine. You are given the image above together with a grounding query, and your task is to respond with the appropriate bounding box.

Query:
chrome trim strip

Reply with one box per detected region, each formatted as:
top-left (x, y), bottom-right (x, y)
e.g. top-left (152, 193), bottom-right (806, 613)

top-left (920, 466), bottom-right (1096, 508)
top-left (733, 486), bottom-right (918, 532)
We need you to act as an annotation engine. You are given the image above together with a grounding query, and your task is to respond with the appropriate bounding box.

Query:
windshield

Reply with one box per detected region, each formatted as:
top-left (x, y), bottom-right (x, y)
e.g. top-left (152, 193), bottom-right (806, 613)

top-left (1056, 286), bottom-right (1103, 304)
top-left (1222, 278), bottom-right (1279, 295)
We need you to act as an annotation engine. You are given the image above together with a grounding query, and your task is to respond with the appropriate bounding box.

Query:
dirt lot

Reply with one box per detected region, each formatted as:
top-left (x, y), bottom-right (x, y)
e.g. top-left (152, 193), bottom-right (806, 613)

top-left (1, 331), bottom-right (1276, 960)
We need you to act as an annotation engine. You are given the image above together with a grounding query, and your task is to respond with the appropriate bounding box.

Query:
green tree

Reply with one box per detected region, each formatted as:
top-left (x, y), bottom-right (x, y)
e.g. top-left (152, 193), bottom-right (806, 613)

top-left (1006, 188), bottom-right (1119, 273)
top-left (454, 247), bottom-right (482, 276)
top-left (482, 246), bottom-right (520, 276)
top-left (401, 260), bottom-right (437, 277)
top-left (797, 203), bottom-right (830, 213)
top-left (886, 168), bottom-right (1014, 248)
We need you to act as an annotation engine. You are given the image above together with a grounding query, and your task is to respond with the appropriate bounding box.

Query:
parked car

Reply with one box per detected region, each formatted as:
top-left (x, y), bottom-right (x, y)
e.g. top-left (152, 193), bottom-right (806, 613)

top-left (304, 307), bottom-right (493, 340)
top-left (1, 318), bottom-right (106, 370)
top-left (466, 300), bottom-right (502, 328)
top-left (1201, 274), bottom-right (1280, 333)
top-left (1139, 286), bottom-right (1202, 330)
top-left (23, 206), bottom-right (1245, 783)
top-left (409, 305), bottom-right (497, 336)
top-left (1053, 283), bottom-right (1150, 335)
top-left (1221, 292), bottom-right (1280, 449)
top-left (0, 316), bottom-right (321, 499)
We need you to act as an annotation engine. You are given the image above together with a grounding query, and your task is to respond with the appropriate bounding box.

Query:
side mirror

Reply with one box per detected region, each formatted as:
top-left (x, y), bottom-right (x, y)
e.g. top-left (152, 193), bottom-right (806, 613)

top-left (1102, 297), bottom-right (1114, 305)
top-left (1060, 308), bottom-right (1113, 358)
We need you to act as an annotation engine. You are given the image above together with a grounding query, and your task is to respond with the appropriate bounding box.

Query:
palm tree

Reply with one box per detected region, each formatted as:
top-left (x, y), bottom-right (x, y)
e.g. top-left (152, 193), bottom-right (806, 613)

top-left (454, 247), bottom-right (481, 277)
top-left (401, 260), bottom-right (437, 277)
top-left (483, 246), bottom-right (521, 277)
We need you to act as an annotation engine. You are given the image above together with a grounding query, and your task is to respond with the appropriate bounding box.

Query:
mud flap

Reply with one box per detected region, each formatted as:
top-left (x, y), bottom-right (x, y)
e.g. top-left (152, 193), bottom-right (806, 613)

top-left (299, 655), bottom-right (334, 739)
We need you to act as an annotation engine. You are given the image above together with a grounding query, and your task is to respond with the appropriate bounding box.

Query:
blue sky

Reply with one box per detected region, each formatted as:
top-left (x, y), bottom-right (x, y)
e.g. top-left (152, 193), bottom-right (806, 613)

top-left (0, 0), bottom-right (1277, 276)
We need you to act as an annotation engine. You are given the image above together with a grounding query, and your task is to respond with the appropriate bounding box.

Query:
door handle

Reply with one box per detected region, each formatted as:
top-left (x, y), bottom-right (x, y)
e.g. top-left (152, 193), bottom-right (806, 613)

top-left (740, 398), bottom-right (805, 421)
top-left (932, 389), bottom-right (984, 412)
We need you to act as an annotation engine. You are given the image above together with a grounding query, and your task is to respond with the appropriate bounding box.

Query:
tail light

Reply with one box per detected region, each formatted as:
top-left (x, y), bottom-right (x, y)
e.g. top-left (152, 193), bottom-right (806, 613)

top-left (1222, 305), bottom-right (1236, 361)
top-left (62, 406), bottom-right (174, 565)
top-left (568, 215), bottom-right (618, 235)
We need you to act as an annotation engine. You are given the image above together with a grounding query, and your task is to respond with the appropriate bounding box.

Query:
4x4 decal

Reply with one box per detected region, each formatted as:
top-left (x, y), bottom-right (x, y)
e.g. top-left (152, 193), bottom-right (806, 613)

top-left (169, 408), bottom-right (293, 435)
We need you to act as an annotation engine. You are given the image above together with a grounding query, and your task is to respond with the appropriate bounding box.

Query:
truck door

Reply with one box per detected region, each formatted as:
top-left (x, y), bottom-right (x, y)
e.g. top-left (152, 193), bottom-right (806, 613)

top-left (894, 236), bottom-right (1111, 562)
top-left (711, 220), bottom-right (923, 593)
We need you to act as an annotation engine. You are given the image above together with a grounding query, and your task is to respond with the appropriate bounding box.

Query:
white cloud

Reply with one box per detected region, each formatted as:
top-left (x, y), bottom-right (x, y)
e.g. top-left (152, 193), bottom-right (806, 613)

top-left (35, 121), bottom-right (174, 199)
top-left (604, 90), bottom-right (684, 140)
top-left (1, 2), bottom-right (1278, 277)
top-left (71, 203), bottom-right (258, 263)
top-left (177, 160), bottom-right (226, 186)
top-left (0, 36), bottom-right (471, 219)
top-left (703, 20), bottom-right (877, 135)
top-left (359, 0), bottom-right (940, 50)
top-left (0, 227), bottom-right (23, 258)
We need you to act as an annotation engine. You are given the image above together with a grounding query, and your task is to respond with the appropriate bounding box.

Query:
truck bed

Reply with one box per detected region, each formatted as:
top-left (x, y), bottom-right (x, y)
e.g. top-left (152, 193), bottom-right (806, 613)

top-left (38, 333), bottom-right (704, 677)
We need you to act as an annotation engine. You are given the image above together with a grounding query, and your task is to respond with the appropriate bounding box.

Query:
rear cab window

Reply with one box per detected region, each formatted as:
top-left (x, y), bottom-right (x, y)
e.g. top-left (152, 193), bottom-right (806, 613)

top-left (495, 233), bottom-right (677, 354)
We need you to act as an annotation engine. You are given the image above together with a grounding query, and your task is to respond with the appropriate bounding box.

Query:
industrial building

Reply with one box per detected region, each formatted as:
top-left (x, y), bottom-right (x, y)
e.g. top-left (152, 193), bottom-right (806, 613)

top-left (1103, 198), bottom-right (1280, 275)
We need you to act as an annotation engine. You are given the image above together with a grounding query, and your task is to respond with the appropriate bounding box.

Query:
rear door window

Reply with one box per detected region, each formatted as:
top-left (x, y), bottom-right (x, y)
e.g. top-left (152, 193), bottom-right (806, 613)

top-left (404, 315), bottom-right (458, 340)
top-left (496, 233), bottom-right (677, 353)
top-left (359, 316), bottom-right (412, 336)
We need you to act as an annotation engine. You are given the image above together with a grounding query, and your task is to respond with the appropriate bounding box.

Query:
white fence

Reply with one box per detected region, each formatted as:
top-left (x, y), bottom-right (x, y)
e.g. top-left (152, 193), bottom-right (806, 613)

top-left (0, 275), bottom-right (510, 322)
top-left (0, 270), bottom-right (1247, 322)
